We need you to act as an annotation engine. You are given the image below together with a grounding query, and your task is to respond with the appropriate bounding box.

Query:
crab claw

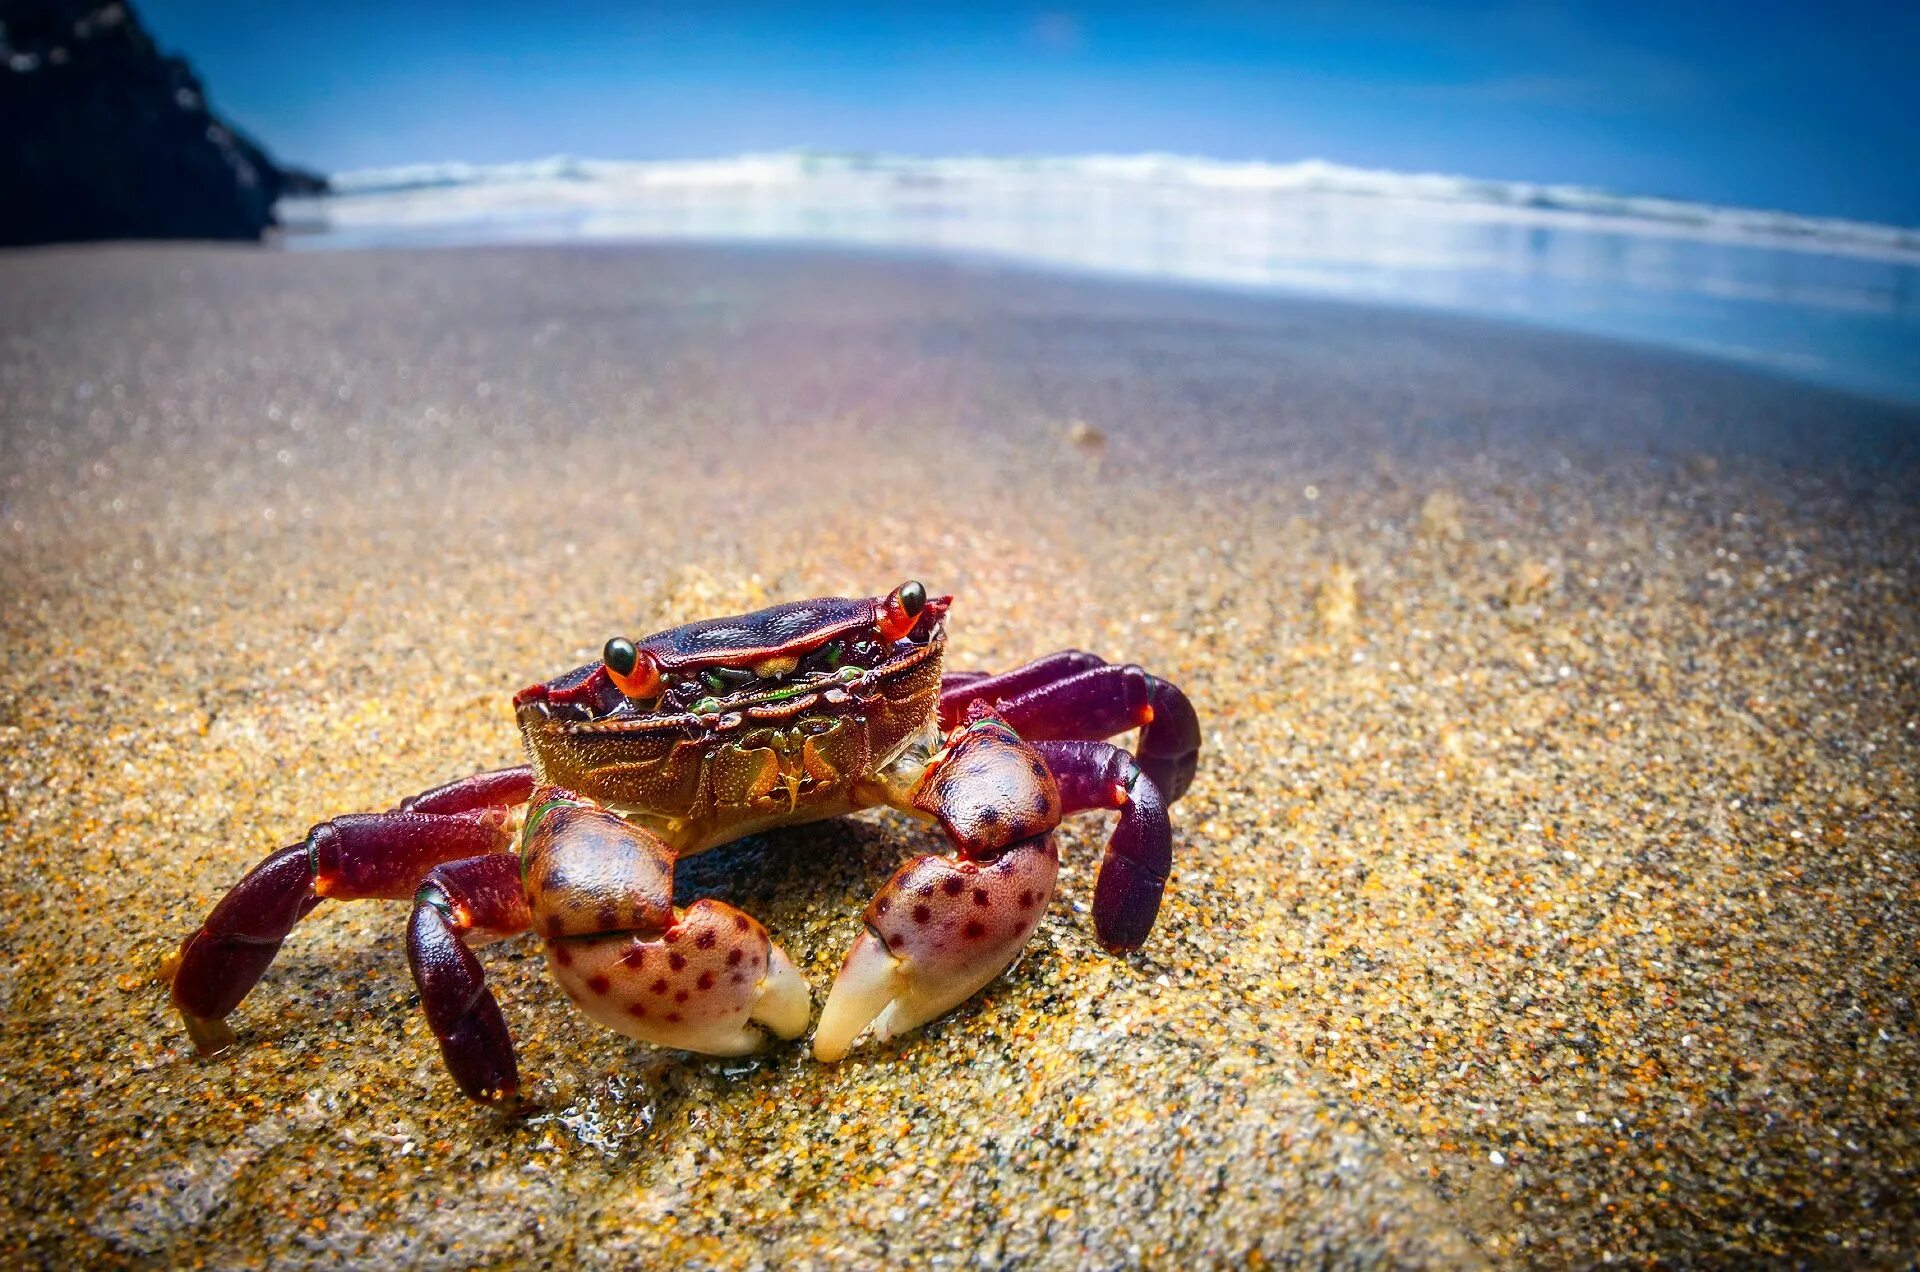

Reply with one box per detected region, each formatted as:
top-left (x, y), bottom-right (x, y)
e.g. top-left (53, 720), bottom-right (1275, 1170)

top-left (814, 835), bottom-right (1058, 1062)
top-left (548, 899), bottom-right (812, 1057)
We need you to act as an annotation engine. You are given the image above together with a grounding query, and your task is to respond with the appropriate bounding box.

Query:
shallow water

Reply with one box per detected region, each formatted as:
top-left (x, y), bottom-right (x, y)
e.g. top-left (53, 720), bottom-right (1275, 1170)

top-left (282, 152), bottom-right (1920, 404)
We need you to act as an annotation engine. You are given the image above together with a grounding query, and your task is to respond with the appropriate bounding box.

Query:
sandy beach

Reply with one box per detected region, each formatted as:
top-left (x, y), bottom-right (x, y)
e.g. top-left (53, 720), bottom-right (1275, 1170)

top-left (2, 242), bottom-right (1917, 1266)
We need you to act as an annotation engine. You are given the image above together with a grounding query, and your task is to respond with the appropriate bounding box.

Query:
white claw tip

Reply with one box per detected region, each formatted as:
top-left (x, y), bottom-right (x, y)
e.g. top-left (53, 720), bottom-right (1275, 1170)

top-left (753, 943), bottom-right (813, 1042)
top-left (812, 930), bottom-right (901, 1062)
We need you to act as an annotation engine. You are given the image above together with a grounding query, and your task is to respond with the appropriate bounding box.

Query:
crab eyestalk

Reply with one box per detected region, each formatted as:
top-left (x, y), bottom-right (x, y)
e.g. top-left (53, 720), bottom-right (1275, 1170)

top-left (603, 636), bottom-right (663, 700)
top-left (876, 580), bottom-right (928, 643)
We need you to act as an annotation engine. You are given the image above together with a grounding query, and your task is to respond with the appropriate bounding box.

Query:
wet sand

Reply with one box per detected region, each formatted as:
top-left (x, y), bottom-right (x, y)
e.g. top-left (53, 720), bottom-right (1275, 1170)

top-left (2, 243), bottom-right (1917, 1267)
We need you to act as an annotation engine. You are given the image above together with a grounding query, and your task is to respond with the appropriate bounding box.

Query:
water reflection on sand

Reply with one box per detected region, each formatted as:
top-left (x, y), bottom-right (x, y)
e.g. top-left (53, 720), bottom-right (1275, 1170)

top-left (285, 155), bottom-right (1920, 402)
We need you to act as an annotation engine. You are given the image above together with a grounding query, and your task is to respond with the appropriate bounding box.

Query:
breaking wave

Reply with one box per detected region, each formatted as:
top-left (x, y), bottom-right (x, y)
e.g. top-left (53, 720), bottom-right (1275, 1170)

top-left (283, 151), bottom-right (1920, 403)
top-left (308, 151), bottom-right (1920, 261)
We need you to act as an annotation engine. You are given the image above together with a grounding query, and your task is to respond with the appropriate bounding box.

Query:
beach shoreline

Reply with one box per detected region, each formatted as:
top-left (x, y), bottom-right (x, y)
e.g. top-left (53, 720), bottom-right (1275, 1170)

top-left (276, 152), bottom-right (1920, 406)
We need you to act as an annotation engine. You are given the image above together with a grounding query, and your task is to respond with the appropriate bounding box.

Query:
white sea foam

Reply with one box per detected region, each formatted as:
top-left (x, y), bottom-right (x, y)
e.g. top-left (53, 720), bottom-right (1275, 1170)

top-left (303, 151), bottom-right (1920, 262)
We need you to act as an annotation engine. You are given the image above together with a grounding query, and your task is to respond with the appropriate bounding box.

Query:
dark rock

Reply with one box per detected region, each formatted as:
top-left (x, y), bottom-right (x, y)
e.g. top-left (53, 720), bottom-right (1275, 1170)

top-left (0, 0), bottom-right (327, 246)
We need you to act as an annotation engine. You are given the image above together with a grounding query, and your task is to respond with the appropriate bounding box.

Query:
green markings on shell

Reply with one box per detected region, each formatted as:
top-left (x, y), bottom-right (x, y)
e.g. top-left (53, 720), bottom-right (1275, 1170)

top-left (413, 881), bottom-right (454, 919)
top-left (702, 666), bottom-right (753, 694)
top-left (519, 794), bottom-right (590, 876)
top-left (670, 653), bottom-right (868, 722)
top-left (755, 665), bottom-right (860, 703)
top-left (963, 717), bottom-right (1023, 744)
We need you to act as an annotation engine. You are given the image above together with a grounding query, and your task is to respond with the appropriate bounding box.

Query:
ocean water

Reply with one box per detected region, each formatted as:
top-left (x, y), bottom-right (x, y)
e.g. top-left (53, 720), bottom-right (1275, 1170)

top-left (281, 153), bottom-right (1920, 404)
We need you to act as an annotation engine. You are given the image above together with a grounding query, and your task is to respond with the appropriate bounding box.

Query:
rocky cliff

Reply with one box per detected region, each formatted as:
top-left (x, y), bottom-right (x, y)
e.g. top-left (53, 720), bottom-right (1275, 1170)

top-left (0, 0), bottom-right (324, 246)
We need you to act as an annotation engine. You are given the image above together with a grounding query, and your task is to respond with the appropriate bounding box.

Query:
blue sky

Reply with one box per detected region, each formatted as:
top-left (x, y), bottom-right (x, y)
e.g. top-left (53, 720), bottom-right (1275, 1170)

top-left (144, 1), bottom-right (1920, 225)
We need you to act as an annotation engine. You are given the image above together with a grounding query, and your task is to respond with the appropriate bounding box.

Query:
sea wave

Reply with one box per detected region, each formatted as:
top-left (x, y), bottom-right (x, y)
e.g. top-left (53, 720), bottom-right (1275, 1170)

top-left (309, 151), bottom-right (1920, 262)
top-left (284, 150), bottom-right (1920, 402)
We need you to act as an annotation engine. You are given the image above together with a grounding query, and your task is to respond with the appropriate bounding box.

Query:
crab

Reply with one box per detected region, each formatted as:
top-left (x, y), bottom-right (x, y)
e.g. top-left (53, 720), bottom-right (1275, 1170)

top-left (171, 582), bottom-right (1200, 1101)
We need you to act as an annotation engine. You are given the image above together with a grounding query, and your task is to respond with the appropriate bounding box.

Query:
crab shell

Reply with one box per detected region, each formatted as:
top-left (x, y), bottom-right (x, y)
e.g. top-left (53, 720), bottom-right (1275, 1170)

top-left (512, 593), bottom-right (952, 852)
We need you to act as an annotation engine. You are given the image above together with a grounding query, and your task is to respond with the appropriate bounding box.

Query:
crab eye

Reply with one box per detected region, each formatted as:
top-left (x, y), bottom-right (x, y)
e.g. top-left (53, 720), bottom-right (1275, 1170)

top-left (877, 580), bottom-right (928, 642)
top-left (603, 637), bottom-right (638, 677)
top-left (602, 638), bottom-right (662, 698)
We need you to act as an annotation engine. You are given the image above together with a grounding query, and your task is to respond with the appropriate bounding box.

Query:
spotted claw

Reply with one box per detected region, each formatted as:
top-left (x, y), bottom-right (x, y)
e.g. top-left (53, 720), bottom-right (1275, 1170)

top-left (813, 835), bottom-right (1058, 1061)
top-left (547, 898), bottom-right (812, 1057)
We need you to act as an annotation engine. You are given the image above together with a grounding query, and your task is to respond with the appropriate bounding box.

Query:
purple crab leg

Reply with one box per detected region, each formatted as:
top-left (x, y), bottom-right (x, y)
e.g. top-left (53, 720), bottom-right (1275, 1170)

top-left (946, 656), bottom-right (1201, 802)
top-left (939, 651), bottom-right (1104, 717)
top-left (409, 853), bottom-right (532, 1103)
top-left (1032, 740), bottom-right (1172, 952)
top-left (399, 764), bottom-right (534, 815)
top-left (171, 774), bottom-right (525, 1055)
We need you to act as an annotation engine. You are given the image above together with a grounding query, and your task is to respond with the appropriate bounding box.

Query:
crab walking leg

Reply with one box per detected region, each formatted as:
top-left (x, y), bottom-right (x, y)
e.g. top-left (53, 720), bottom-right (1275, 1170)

top-left (399, 764), bottom-right (534, 815)
top-left (940, 654), bottom-right (1202, 802)
top-left (171, 802), bottom-right (518, 1055)
top-left (938, 651), bottom-right (1104, 723)
top-left (521, 792), bottom-right (810, 1056)
top-left (815, 717), bottom-right (1063, 1061)
top-left (1031, 740), bottom-right (1173, 952)
top-left (408, 853), bottom-right (532, 1102)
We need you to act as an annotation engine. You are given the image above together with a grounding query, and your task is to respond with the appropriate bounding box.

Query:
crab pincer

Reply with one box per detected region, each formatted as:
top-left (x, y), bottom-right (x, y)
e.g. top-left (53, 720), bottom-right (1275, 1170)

top-left (522, 793), bottom-right (812, 1056)
top-left (814, 713), bottom-right (1063, 1060)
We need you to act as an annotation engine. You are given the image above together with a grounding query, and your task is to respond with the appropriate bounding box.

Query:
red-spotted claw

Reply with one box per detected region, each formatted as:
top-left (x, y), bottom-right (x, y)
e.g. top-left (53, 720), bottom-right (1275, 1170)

top-left (814, 835), bottom-right (1058, 1061)
top-left (548, 898), bottom-right (811, 1056)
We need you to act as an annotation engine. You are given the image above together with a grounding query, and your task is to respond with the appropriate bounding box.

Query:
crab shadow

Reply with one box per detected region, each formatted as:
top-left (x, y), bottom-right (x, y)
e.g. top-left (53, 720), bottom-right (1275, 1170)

top-left (668, 810), bottom-right (921, 924)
